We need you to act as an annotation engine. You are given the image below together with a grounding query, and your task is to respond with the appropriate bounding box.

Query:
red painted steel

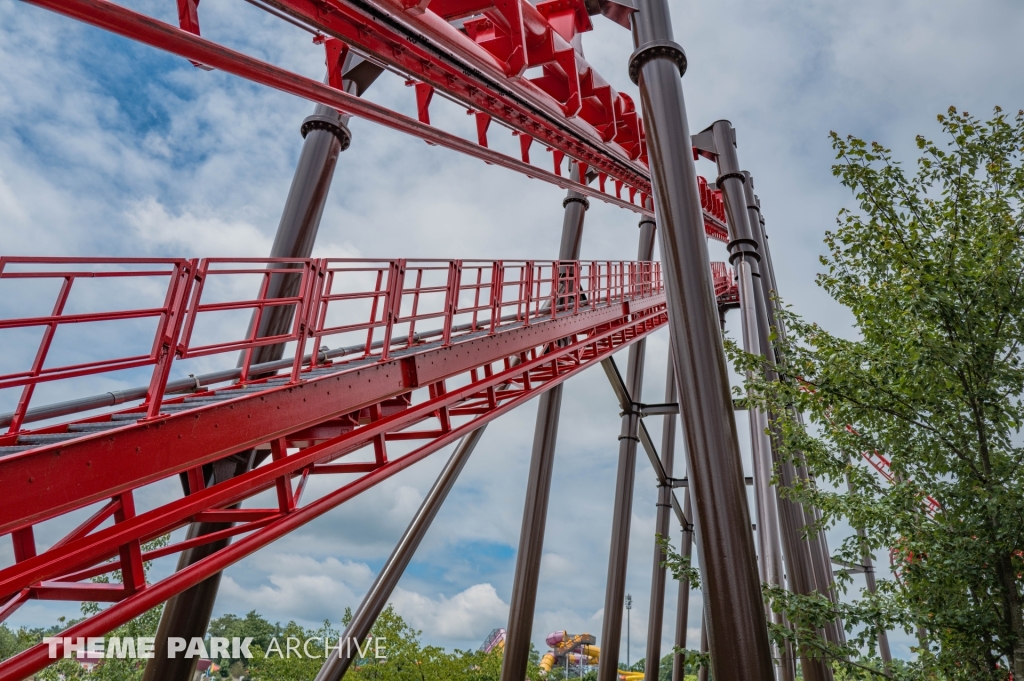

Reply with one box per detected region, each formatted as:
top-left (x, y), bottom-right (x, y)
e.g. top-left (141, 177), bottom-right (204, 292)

top-left (0, 255), bottom-right (690, 680)
top-left (21, 0), bottom-right (730, 241)
top-left (710, 261), bottom-right (738, 307)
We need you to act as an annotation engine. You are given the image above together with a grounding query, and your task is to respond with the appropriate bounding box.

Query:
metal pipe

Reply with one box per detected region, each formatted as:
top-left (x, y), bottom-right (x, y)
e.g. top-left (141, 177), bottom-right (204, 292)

top-left (626, 10), bottom-right (774, 669)
top-left (597, 207), bottom-right (656, 681)
top-left (315, 427), bottom-right (486, 680)
top-left (697, 613), bottom-right (708, 681)
top-left (700, 128), bottom-right (793, 681)
top-left (644, 354), bottom-right (676, 681)
top-left (844, 465), bottom-right (892, 666)
top-left (143, 60), bottom-right (382, 681)
top-left (670, 488), bottom-right (693, 681)
top-left (741, 175), bottom-right (835, 675)
top-left (499, 161), bottom-right (588, 681)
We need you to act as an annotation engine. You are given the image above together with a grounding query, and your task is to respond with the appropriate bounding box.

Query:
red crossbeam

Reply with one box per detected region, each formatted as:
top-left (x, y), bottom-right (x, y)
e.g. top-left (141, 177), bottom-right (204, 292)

top-left (0, 258), bottom-right (673, 680)
top-left (20, 0), bottom-right (730, 240)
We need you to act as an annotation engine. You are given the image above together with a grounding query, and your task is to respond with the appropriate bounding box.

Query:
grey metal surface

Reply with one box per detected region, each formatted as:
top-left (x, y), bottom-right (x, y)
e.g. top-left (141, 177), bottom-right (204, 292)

top-left (645, 356), bottom-right (676, 681)
top-left (499, 161), bottom-right (588, 681)
top-left (628, 3), bottom-right (775, 678)
top-left (596, 212), bottom-right (656, 681)
top-left (697, 613), bottom-right (708, 681)
top-left (670, 488), bottom-right (693, 681)
top-left (315, 428), bottom-right (486, 681)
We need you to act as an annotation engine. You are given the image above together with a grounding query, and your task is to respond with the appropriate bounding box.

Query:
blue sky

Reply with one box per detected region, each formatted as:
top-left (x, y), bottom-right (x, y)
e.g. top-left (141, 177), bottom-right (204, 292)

top-left (2, 0), bottom-right (1024, 667)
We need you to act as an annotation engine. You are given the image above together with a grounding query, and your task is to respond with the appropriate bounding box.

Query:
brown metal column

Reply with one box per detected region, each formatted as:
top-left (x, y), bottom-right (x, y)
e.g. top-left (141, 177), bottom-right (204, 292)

top-left (143, 57), bottom-right (382, 681)
top-left (597, 210), bottom-right (656, 681)
top-left (742, 181), bottom-right (835, 679)
top-left (670, 488), bottom-right (694, 681)
top-left (499, 162), bottom-right (589, 681)
top-left (626, 2), bottom-right (774, 672)
top-left (643, 356), bottom-right (677, 681)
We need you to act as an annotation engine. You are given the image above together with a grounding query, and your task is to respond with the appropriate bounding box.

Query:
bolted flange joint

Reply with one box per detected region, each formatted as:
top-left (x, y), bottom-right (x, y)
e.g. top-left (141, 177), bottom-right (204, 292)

top-left (628, 40), bottom-right (687, 85)
top-left (301, 114), bottom-right (352, 151)
top-left (727, 238), bottom-right (760, 265)
top-left (563, 195), bottom-right (590, 210)
top-left (716, 171), bottom-right (746, 186)
top-left (638, 217), bottom-right (656, 229)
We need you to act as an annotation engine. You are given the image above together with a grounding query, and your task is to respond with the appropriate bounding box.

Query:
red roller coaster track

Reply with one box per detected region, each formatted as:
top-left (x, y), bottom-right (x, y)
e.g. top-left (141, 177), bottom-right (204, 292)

top-left (0, 256), bottom-right (737, 679)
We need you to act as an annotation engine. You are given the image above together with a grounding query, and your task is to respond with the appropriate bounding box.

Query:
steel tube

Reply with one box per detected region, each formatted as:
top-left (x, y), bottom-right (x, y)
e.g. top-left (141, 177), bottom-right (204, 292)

top-left (315, 427), bottom-right (486, 680)
top-left (500, 162), bottom-right (588, 681)
top-left (644, 354), bottom-right (676, 681)
top-left (670, 488), bottom-right (693, 681)
top-left (733, 173), bottom-right (835, 675)
top-left (844, 466), bottom-right (892, 666)
top-left (626, 7), bottom-right (774, 674)
top-left (697, 613), bottom-right (708, 681)
top-left (143, 62), bottom-right (381, 681)
top-left (597, 210), bottom-right (656, 681)
top-left (704, 124), bottom-right (795, 681)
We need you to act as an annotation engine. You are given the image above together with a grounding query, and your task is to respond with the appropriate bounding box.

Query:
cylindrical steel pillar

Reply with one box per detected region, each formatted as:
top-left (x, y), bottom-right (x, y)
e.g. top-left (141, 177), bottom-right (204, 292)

top-left (670, 489), bottom-right (693, 681)
top-left (144, 58), bottom-right (382, 681)
top-left (697, 613), bottom-right (709, 681)
top-left (500, 162), bottom-right (589, 681)
top-left (741, 180), bottom-right (834, 679)
top-left (627, 10), bottom-right (774, 668)
top-left (315, 428), bottom-right (486, 680)
top-left (704, 124), bottom-right (795, 681)
top-left (644, 355), bottom-right (676, 681)
top-left (597, 209), bottom-right (656, 681)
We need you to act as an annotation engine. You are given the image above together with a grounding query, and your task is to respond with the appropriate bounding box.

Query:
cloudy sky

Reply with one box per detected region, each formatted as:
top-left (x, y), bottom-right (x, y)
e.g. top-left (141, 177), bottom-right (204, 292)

top-left (2, 0), bottom-right (1024, 669)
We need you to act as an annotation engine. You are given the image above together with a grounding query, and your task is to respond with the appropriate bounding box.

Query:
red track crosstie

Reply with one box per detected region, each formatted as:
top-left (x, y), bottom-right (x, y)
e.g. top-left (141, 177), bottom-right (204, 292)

top-left (0, 256), bottom-right (735, 679)
top-left (22, 0), bottom-right (732, 240)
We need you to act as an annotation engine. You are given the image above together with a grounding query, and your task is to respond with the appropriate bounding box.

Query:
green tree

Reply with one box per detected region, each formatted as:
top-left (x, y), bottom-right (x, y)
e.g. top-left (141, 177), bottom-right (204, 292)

top-left (247, 605), bottom-right (533, 681)
top-left (208, 609), bottom-right (283, 672)
top-left (736, 107), bottom-right (1024, 679)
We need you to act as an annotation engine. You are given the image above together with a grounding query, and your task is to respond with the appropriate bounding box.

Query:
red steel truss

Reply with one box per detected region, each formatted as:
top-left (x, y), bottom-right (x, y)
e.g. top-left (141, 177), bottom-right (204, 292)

top-left (0, 256), bottom-right (736, 679)
top-left (23, 0), bottom-right (731, 240)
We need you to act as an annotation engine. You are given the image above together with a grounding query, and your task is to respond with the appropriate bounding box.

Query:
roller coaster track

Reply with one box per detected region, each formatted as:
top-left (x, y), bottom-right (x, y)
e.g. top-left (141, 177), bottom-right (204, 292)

top-left (0, 255), bottom-right (737, 679)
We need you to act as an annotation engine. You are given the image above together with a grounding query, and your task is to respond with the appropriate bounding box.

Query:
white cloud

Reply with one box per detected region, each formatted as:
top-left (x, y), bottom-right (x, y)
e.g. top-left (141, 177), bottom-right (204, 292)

top-left (2, 0), bottom-right (1019, 662)
top-left (126, 197), bottom-right (273, 256)
top-left (218, 555), bottom-right (374, 621)
top-left (390, 583), bottom-right (508, 640)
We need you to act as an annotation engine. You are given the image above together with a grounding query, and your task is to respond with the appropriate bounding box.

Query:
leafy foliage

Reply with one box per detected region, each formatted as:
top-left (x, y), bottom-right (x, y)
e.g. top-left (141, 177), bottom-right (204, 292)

top-left (731, 107), bottom-right (1024, 679)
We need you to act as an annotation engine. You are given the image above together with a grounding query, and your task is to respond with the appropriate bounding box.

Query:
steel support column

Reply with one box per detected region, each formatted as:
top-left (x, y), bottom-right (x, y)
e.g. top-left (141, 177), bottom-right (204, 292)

top-left (499, 162), bottom-right (589, 681)
top-left (697, 613), bottom-right (709, 681)
top-left (315, 428), bottom-right (486, 681)
top-left (597, 207), bottom-right (656, 681)
top-left (750, 185), bottom-right (847, 645)
top-left (670, 488), bottom-right (693, 681)
top-left (644, 356), bottom-right (677, 681)
top-left (625, 4), bottom-right (774, 671)
top-left (143, 58), bottom-right (382, 681)
top-left (696, 122), bottom-right (795, 681)
top-left (741, 180), bottom-right (835, 679)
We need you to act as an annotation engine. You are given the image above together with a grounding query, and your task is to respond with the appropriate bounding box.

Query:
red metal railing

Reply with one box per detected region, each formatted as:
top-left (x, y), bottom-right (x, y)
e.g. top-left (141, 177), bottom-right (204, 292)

top-left (0, 257), bottom-right (663, 433)
top-left (0, 257), bottom-right (195, 431)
